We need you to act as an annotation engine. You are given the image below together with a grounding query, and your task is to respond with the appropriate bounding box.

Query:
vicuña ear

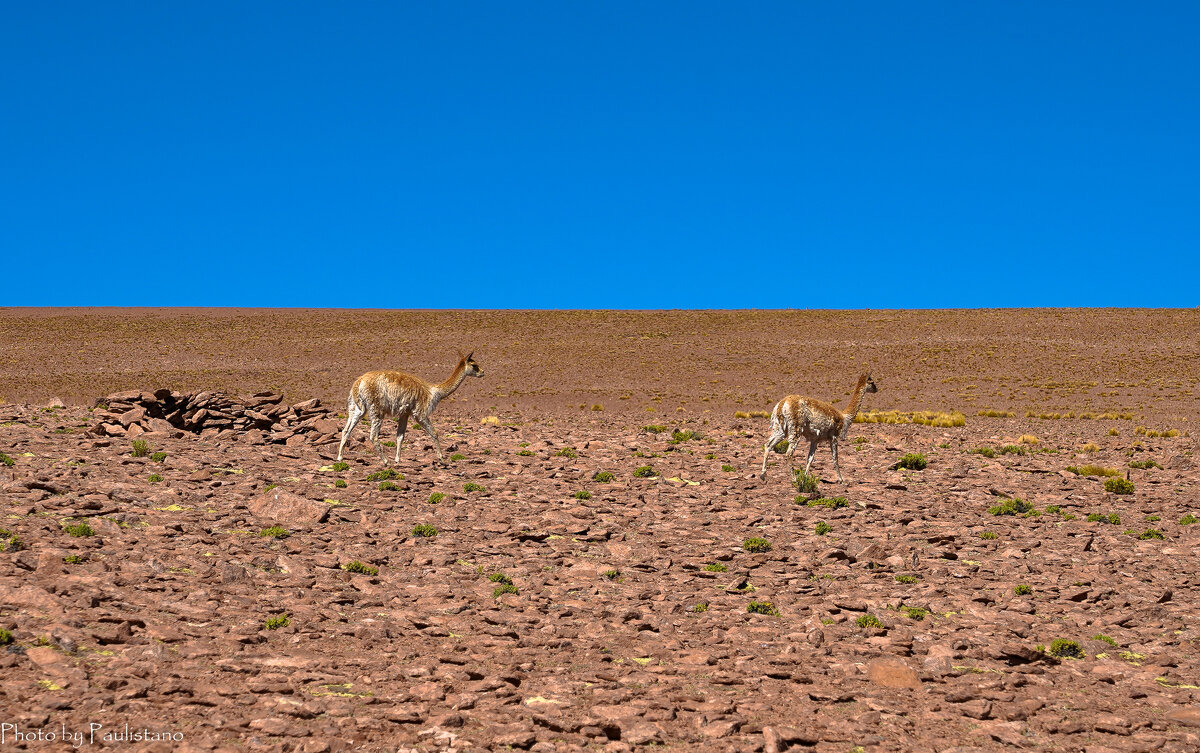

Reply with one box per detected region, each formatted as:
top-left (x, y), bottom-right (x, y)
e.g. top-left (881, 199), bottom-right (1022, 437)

top-left (466, 351), bottom-right (474, 361)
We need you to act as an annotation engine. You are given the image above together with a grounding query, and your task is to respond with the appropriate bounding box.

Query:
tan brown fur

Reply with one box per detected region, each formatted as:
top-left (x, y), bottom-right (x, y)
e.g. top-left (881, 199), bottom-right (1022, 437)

top-left (759, 371), bottom-right (877, 482)
top-left (337, 352), bottom-right (483, 466)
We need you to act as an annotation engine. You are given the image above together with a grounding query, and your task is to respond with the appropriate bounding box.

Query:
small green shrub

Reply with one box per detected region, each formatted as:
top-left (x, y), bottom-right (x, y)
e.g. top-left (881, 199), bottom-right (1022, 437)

top-left (378, 480), bottom-right (400, 491)
top-left (980, 531), bottom-right (998, 540)
top-left (463, 482), bottom-right (485, 492)
top-left (670, 429), bottom-right (700, 443)
top-left (63, 555), bottom-right (84, 564)
top-left (814, 521), bottom-right (832, 536)
top-left (332, 461), bottom-right (350, 472)
top-left (151, 451), bottom-right (167, 462)
top-left (1091, 634), bottom-right (1118, 647)
top-left (1128, 460), bottom-right (1161, 470)
top-left (632, 465), bottom-right (656, 478)
top-left (334, 478), bottom-right (347, 488)
top-left (806, 496), bottom-right (848, 509)
top-left (554, 447), bottom-right (578, 458)
top-left (989, 498), bottom-right (1032, 516)
top-left (449, 453), bottom-right (466, 461)
top-left (856, 614), bottom-right (884, 629)
top-left (342, 560), bottom-right (378, 576)
top-left (592, 470), bottom-right (615, 482)
top-left (642, 425), bottom-right (667, 434)
top-left (773, 440), bottom-right (789, 454)
top-left (148, 473), bottom-right (163, 483)
top-left (493, 584), bottom-right (519, 598)
top-left (412, 524), bottom-right (438, 538)
top-left (896, 453), bottom-right (927, 471)
top-left (574, 490), bottom-right (592, 500)
top-left (1104, 477), bottom-right (1135, 494)
top-left (517, 449), bottom-right (534, 456)
top-left (428, 492), bottom-right (445, 504)
top-left (1045, 505), bottom-right (1061, 514)
top-left (488, 573), bottom-right (513, 585)
top-left (692, 602), bottom-right (709, 613)
top-left (1180, 514), bottom-right (1197, 525)
top-left (746, 600), bottom-right (780, 616)
top-left (0, 453), bottom-right (13, 467)
top-left (1013, 584), bottom-right (1032, 596)
top-left (64, 522), bottom-right (94, 537)
top-left (131, 439), bottom-right (150, 457)
top-left (366, 468), bottom-right (403, 482)
top-left (1048, 639), bottom-right (1084, 659)
top-left (901, 606), bottom-right (928, 620)
top-left (0, 628), bottom-right (13, 645)
top-left (999, 445), bottom-right (1026, 455)
top-left (601, 569), bottom-right (621, 580)
top-left (793, 470), bottom-right (819, 493)
top-left (721, 464), bottom-right (736, 472)
top-left (259, 525), bottom-right (290, 539)
top-left (1138, 528), bottom-right (1164, 540)
top-left (264, 483), bottom-right (278, 491)
top-left (0, 533), bottom-right (23, 552)
top-left (1145, 514), bottom-right (1161, 522)
top-left (895, 575), bottom-right (919, 584)
top-left (742, 537), bottom-right (772, 553)
top-left (704, 562), bottom-right (728, 572)
top-left (263, 614), bottom-right (290, 630)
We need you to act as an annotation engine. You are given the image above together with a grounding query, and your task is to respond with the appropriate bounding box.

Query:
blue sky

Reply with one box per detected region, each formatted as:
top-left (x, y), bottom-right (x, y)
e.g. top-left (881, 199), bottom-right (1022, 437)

top-left (3, 2), bottom-right (1197, 308)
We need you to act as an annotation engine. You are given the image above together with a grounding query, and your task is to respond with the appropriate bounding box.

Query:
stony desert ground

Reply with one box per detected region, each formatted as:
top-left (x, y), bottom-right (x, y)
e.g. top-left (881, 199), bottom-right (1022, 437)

top-left (0, 308), bottom-right (1198, 753)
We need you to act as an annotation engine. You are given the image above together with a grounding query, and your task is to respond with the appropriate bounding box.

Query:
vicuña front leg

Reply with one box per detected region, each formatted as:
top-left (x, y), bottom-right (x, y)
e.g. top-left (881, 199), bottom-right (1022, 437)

top-left (830, 438), bottom-right (844, 482)
top-left (418, 417), bottom-right (444, 463)
top-left (803, 439), bottom-right (818, 477)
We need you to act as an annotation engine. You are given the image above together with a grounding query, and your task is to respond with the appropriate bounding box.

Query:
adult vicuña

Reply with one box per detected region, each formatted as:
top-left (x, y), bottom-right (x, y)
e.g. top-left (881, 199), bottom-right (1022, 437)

top-left (337, 352), bottom-right (484, 466)
top-left (759, 371), bottom-right (878, 482)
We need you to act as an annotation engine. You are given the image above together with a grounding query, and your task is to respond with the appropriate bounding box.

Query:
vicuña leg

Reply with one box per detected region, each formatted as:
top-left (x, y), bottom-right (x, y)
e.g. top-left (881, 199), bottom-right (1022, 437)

top-left (337, 403), bottom-right (365, 462)
top-left (418, 416), bottom-right (444, 462)
top-left (785, 432), bottom-right (799, 480)
top-left (759, 427), bottom-right (786, 480)
top-left (368, 414), bottom-right (387, 464)
top-left (830, 438), bottom-right (843, 482)
top-left (393, 413), bottom-right (410, 465)
top-left (803, 439), bottom-right (818, 476)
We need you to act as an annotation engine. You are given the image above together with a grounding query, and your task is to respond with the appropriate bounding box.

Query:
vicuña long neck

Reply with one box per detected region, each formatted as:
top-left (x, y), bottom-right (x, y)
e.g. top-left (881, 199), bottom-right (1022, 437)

top-left (840, 374), bottom-right (869, 438)
top-left (431, 360), bottom-right (468, 404)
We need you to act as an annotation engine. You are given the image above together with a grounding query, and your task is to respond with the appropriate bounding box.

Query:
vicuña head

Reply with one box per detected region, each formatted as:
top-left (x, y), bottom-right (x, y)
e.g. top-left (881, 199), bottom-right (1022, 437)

top-left (337, 350), bottom-right (484, 467)
top-left (759, 369), bottom-right (878, 483)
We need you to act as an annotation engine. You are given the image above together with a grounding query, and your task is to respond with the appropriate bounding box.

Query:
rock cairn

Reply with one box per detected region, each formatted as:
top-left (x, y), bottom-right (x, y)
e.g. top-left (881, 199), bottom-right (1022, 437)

top-left (90, 389), bottom-right (343, 445)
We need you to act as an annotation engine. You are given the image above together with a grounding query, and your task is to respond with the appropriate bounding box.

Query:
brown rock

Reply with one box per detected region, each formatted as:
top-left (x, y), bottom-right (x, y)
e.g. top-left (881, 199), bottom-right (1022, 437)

top-left (868, 657), bottom-right (921, 689)
top-left (248, 488), bottom-right (329, 525)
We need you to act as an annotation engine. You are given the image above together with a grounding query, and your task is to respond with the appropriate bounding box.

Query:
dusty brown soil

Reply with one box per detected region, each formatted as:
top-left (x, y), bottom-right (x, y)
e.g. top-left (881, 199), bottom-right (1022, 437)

top-left (1, 309), bottom-right (1199, 753)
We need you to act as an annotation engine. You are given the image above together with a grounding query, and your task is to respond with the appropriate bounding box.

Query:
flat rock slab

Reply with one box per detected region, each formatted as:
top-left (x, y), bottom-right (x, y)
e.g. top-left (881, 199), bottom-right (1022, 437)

top-left (248, 488), bottom-right (329, 525)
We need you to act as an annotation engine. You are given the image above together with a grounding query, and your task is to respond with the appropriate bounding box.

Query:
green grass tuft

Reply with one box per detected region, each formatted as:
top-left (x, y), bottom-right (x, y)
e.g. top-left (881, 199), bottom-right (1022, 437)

top-left (1048, 638), bottom-right (1084, 659)
top-left (342, 560), bottom-right (378, 576)
top-left (632, 465), bottom-right (656, 478)
top-left (259, 525), bottom-right (290, 539)
top-left (411, 524), bottom-right (438, 538)
top-left (592, 470), bottom-right (615, 482)
top-left (746, 600), bottom-right (780, 616)
top-left (856, 614), bottom-right (884, 629)
top-left (814, 521), bottom-right (832, 536)
top-left (704, 562), bottom-right (728, 572)
top-left (896, 453), bottom-right (927, 470)
top-left (131, 439), bottom-right (150, 457)
top-left (64, 522), bottom-right (94, 537)
top-left (742, 537), bottom-right (772, 553)
top-left (1104, 477), bottom-right (1135, 495)
top-left (263, 614), bottom-right (290, 630)
top-left (988, 498), bottom-right (1032, 516)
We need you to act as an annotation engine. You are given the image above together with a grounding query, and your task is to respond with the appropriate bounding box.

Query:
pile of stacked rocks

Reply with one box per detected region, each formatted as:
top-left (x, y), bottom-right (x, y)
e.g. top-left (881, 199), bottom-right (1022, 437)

top-left (90, 389), bottom-right (343, 445)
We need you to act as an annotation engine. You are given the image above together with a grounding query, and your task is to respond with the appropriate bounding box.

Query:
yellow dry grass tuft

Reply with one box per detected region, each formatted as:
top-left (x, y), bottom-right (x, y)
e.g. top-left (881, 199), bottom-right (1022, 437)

top-left (977, 409), bottom-right (1015, 418)
top-left (1019, 434), bottom-right (1040, 445)
top-left (855, 410), bottom-right (966, 428)
top-left (735, 410), bottom-right (770, 419)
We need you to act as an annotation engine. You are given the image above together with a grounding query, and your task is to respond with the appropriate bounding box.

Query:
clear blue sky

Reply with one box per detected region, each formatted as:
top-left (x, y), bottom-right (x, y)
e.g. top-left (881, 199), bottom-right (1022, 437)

top-left (3, 2), bottom-right (1197, 308)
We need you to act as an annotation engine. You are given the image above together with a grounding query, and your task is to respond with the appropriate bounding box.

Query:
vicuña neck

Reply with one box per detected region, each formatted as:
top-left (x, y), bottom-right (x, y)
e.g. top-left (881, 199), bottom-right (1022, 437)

top-left (840, 375), bottom-right (869, 438)
top-left (432, 361), bottom-right (468, 402)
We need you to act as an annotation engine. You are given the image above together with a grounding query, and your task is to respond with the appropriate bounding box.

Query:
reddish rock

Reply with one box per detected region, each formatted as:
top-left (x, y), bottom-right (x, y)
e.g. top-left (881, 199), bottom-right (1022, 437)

top-left (248, 487), bottom-right (329, 525)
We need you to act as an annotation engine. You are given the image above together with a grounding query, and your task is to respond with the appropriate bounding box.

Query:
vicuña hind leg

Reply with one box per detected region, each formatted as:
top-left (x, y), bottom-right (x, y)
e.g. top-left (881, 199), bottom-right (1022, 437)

top-left (393, 414), bottom-right (410, 465)
top-left (337, 400), bottom-right (365, 461)
top-left (759, 427), bottom-right (786, 480)
top-left (785, 433), bottom-right (799, 481)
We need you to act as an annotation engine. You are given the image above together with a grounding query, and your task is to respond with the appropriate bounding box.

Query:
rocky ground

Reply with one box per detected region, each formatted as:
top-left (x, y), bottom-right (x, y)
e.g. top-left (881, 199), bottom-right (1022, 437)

top-left (1, 396), bottom-right (1198, 753)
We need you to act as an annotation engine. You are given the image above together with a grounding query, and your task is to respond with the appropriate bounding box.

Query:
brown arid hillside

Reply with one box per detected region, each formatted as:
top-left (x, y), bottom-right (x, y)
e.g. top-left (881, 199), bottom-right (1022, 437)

top-left (0, 307), bottom-right (1198, 753)
top-left (0, 308), bottom-right (1198, 424)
